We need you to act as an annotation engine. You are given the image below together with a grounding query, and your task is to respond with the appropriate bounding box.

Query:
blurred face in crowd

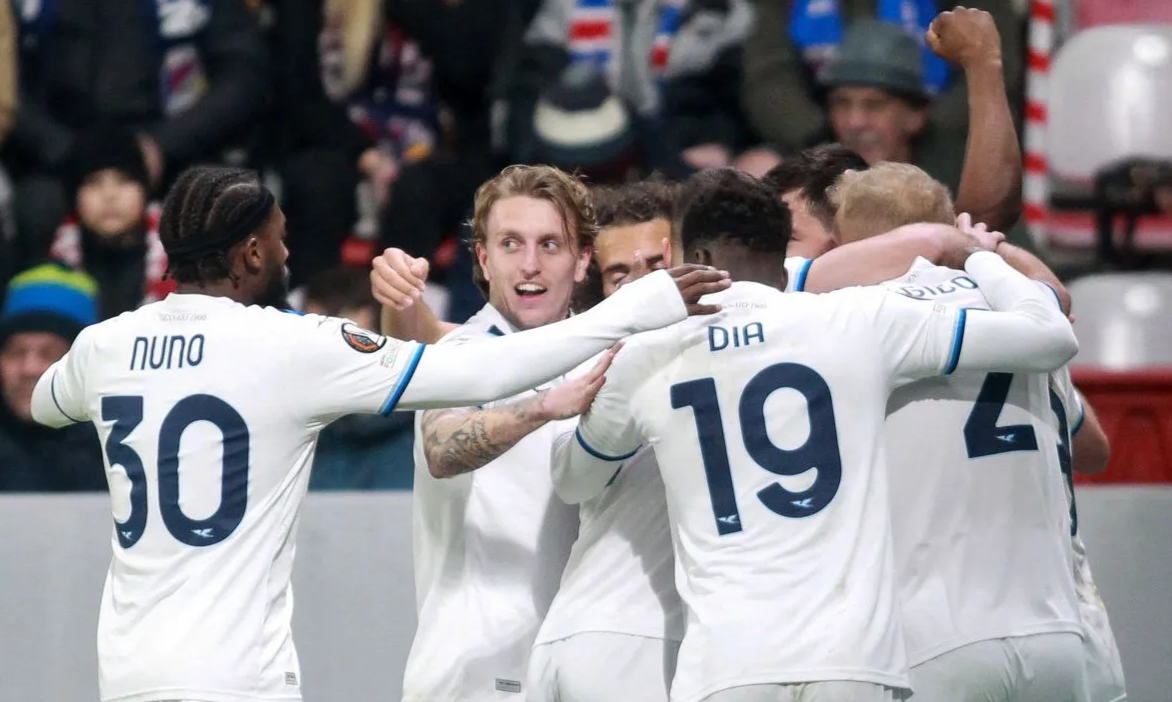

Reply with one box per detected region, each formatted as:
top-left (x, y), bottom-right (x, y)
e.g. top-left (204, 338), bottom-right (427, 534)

top-left (828, 86), bottom-right (927, 166)
top-left (477, 196), bottom-right (591, 331)
top-left (77, 169), bottom-right (148, 240)
top-left (0, 332), bottom-right (70, 421)
top-left (595, 218), bottom-right (671, 298)
top-left (781, 190), bottom-right (837, 258)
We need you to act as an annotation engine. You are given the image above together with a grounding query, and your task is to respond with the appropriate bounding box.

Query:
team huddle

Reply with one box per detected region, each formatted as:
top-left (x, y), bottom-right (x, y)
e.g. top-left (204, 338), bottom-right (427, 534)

top-left (27, 149), bottom-right (1125, 702)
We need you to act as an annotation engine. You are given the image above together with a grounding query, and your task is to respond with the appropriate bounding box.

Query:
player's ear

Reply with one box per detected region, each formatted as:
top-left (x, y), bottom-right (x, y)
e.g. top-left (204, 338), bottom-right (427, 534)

top-left (475, 241), bottom-right (491, 283)
top-left (242, 236), bottom-right (264, 275)
top-left (573, 245), bottom-right (592, 284)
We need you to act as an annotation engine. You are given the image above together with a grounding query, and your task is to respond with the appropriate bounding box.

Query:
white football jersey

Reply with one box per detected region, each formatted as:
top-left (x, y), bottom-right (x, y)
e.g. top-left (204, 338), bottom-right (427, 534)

top-left (571, 280), bottom-right (986, 702)
top-left (881, 259), bottom-right (1082, 666)
top-left (1050, 371), bottom-right (1128, 698)
top-left (30, 294), bottom-right (425, 702)
top-left (404, 304), bottom-right (580, 702)
top-left (536, 257), bottom-right (813, 649)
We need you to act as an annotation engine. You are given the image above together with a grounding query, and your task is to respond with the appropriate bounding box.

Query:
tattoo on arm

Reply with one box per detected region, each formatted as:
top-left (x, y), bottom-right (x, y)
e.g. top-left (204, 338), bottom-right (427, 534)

top-left (420, 395), bottom-right (549, 478)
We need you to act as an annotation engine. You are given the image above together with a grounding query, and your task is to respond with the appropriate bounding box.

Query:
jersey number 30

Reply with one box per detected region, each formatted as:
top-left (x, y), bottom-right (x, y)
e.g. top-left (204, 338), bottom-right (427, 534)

top-left (671, 363), bottom-right (843, 536)
top-left (101, 394), bottom-right (249, 549)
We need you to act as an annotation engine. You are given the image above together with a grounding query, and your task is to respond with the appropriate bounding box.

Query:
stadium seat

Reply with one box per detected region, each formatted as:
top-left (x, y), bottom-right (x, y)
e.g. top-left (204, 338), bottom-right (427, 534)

top-left (1076, 0), bottom-right (1172, 30)
top-left (1049, 25), bottom-right (1172, 182)
top-left (1068, 272), bottom-right (1172, 369)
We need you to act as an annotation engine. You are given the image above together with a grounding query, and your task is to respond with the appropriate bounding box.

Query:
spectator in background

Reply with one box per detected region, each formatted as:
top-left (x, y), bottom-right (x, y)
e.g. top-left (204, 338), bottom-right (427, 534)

top-left (0, 263), bottom-right (106, 492)
top-left (507, 0), bottom-right (777, 178)
top-left (0, 0), bottom-right (16, 294)
top-left (3, 0), bottom-right (270, 269)
top-left (302, 265), bottom-right (414, 490)
top-left (742, 0), bottom-right (1022, 160)
top-left (49, 127), bottom-right (175, 321)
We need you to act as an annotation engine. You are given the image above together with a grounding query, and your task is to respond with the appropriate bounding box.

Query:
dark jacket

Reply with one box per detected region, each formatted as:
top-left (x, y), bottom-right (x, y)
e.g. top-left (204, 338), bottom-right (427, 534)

top-left (310, 413), bottom-right (415, 490)
top-left (0, 400), bottom-right (107, 492)
top-left (7, 0), bottom-right (270, 173)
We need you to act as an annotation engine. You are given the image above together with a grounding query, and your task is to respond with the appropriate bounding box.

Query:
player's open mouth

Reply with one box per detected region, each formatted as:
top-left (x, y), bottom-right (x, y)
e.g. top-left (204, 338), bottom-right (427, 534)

top-left (515, 283), bottom-right (547, 298)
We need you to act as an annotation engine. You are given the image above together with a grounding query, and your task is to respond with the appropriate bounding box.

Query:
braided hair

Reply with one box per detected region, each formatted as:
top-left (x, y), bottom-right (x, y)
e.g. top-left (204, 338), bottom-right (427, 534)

top-left (159, 166), bottom-right (274, 284)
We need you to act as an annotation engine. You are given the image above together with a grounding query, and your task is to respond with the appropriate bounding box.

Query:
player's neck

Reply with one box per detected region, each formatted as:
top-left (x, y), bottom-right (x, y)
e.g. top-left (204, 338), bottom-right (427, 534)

top-left (175, 280), bottom-right (256, 305)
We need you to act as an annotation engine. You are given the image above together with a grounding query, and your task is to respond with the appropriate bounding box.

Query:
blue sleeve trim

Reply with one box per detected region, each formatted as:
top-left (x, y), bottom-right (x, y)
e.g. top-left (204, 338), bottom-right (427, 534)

top-left (943, 308), bottom-right (967, 375)
top-left (575, 427), bottom-right (640, 462)
top-left (1071, 402), bottom-right (1086, 436)
top-left (280, 308), bottom-right (305, 316)
top-left (50, 368), bottom-right (84, 424)
top-left (1041, 283), bottom-right (1064, 312)
top-left (379, 344), bottom-right (427, 415)
top-left (794, 258), bottom-right (813, 293)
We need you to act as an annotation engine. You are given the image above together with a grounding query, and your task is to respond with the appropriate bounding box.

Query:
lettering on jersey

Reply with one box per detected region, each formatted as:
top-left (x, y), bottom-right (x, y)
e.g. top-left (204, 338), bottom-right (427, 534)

top-left (894, 275), bottom-right (979, 300)
top-left (495, 679), bottom-right (522, 694)
top-left (157, 312), bottom-right (207, 322)
top-left (130, 334), bottom-right (205, 371)
top-left (341, 322), bottom-right (387, 353)
top-left (708, 322), bottom-right (765, 352)
top-left (285, 672), bottom-right (298, 685)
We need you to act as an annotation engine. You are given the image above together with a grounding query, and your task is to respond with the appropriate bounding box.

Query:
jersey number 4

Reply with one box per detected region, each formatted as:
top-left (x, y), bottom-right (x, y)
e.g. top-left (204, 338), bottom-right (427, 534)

top-left (671, 363), bottom-right (843, 536)
top-left (964, 372), bottom-right (1077, 534)
top-left (101, 394), bottom-right (249, 549)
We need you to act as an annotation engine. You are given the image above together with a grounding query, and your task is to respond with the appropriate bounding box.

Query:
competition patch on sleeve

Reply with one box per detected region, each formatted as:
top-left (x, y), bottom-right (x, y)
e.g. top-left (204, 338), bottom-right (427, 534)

top-left (340, 322), bottom-right (388, 353)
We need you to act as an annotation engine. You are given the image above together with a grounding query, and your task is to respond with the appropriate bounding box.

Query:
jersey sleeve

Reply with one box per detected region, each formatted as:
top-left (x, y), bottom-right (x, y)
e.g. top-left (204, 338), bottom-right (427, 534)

top-left (393, 269), bottom-right (687, 410)
top-left (30, 326), bottom-right (94, 428)
top-left (552, 345), bottom-right (649, 504)
top-left (862, 289), bottom-right (966, 387)
top-left (295, 315), bottom-right (426, 422)
top-left (783, 256), bottom-right (813, 292)
top-left (951, 252), bottom-right (1079, 375)
top-left (1050, 365), bottom-right (1087, 435)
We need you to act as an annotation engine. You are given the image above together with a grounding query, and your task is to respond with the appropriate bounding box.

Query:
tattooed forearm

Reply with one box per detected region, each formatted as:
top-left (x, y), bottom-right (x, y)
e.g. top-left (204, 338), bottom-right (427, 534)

top-left (420, 395), bottom-right (551, 478)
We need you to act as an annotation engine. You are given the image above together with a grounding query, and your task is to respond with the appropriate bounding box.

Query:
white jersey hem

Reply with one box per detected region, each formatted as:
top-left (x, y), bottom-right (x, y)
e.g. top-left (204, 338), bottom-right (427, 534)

top-left (104, 689), bottom-right (301, 702)
top-left (908, 619), bottom-right (1084, 667)
top-left (533, 626), bottom-right (681, 647)
top-left (678, 669), bottom-right (910, 702)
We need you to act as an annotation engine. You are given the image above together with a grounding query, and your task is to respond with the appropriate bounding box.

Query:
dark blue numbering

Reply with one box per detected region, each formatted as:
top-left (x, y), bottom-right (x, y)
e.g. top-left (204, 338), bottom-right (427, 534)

top-left (964, 373), bottom-right (1077, 535)
top-left (102, 394), bottom-right (250, 548)
top-left (670, 363), bottom-right (843, 536)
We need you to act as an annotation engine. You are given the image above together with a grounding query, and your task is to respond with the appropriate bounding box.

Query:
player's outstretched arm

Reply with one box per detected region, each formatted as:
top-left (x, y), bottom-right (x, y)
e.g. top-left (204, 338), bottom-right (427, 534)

top-left (953, 251), bottom-right (1078, 373)
top-left (551, 360), bottom-right (644, 504)
top-left (395, 266), bottom-right (729, 410)
top-left (420, 350), bottom-right (615, 479)
top-left (371, 248), bottom-right (459, 343)
top-left (29, 328), bottom-right (93, 428)
top-left (801, 223), bottom-right (999, 293)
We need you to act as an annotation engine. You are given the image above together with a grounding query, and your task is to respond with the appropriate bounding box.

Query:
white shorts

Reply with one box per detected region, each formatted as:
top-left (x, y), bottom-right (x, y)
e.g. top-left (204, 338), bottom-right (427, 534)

top-left (700, 682), bottom-right (905, 702)
top-left (527, 632), bottom-right (680, 702)
top-left (910, 632), bottom-right (1089, 702)
top-left (1081, 619), bottom-right (1127, 702)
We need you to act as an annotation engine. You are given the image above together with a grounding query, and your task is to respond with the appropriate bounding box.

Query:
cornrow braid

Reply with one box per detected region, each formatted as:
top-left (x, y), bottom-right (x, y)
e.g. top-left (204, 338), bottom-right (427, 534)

top-left (159, 166), bottom-right (274, 285)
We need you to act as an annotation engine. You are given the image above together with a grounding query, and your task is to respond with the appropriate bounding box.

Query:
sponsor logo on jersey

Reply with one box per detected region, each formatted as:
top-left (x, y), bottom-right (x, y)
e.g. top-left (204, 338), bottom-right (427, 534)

top-left (341, 322), bottom-right (387, 353)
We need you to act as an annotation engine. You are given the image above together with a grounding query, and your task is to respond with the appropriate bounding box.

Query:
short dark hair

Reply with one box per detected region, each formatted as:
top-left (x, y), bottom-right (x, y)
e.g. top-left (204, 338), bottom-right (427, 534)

top-left (159, 166), bottom-right (274, 284)
top-left (593, 180), bottom-right (677, 229)
top-left (762, 144), bottom-right (868, 232)
top-left (303, 265), bottom-right (378, 317)
top-left (676, 168), bottom-right (792, 256)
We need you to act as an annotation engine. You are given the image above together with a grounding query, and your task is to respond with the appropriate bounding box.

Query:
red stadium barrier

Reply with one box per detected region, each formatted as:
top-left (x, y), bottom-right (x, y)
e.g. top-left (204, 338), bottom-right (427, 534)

top-left (1071, 367), bottom-right (1172, 484)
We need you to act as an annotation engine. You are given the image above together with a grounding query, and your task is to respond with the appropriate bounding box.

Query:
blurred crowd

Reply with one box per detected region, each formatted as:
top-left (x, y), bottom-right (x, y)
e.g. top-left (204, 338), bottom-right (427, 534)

top-left (0, 0), bottom-right (1034, 491)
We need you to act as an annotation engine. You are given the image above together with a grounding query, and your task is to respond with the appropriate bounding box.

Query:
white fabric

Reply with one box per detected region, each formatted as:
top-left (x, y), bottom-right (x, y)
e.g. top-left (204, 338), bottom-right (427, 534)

top-left (700, 682), bottom-right (903, 702)
top-left (1049, 372), bottom-right (1129, 702)
top-left (881, 258), bottom-right (1083, 665)
top-left (402, 304), bottom-right (580, 702)
top-left (570, 256), bottom-right (1076, 702)
top-left (29, 272), bottom-right (688, 702)
top-left (30, 295), bottom-right (425, 702)
top-left (538, 257), bottom-right (812, 649)
top-left (908, 633), bottom-right (1089, 702)
top-left (528, 633), bottom-right (679, 702)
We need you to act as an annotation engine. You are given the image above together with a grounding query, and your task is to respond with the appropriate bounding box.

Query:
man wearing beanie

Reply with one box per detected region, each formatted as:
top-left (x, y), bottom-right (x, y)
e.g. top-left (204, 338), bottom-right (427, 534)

top-left (49, 126), bottom-right (174, 320)
top-left (0, 263), bottom-right (107, 491)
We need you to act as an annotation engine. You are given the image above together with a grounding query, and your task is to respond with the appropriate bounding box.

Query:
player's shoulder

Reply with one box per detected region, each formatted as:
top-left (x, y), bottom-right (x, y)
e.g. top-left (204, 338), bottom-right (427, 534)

top-left (882, 260), bottom-right (990, 309)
